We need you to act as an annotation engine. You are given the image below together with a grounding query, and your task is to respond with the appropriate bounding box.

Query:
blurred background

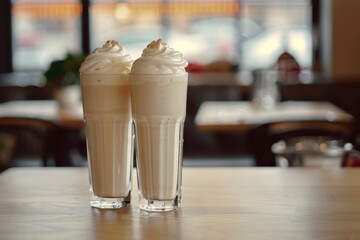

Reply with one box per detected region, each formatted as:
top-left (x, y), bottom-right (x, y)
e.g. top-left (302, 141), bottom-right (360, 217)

top-left (6, 0), bottom-right (314, 72)
top-left (0, 0), bottom-right (360, 169)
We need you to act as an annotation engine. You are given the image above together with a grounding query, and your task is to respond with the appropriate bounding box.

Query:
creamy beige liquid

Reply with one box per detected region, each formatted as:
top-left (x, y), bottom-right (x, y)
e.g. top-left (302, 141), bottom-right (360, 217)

top-left (131, 74), bottom-right (188, 200)
top-left (81, 74), bottom-right (132, 198)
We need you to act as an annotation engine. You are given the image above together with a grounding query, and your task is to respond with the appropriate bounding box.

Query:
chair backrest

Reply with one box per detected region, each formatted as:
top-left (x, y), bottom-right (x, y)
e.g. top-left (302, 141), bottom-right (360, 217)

top-left (0, 117), bottom-right (59, 171)
top-left (249, 120), bottom-right (356, 166)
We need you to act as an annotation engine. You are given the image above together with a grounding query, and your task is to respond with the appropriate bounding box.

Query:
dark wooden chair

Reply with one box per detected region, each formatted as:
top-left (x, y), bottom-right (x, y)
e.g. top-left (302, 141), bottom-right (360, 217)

top-left (0, 117), bottom-right (60, 171)
top-left (248, 120), bottom-right (356, 166)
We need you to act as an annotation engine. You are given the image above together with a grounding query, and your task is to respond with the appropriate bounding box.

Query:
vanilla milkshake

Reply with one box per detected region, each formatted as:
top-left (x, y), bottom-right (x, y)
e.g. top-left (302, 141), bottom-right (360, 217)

top-left (130, 39), bottom-right (188, 212)
top-left (79, 40), bottom-right (133, 209)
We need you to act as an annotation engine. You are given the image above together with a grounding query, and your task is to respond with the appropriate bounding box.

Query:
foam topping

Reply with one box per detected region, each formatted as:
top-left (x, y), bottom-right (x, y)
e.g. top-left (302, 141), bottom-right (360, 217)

top-left (131, 39), bottom-right (188, 75)
top-left (79, 40), bottom-right (133, 74)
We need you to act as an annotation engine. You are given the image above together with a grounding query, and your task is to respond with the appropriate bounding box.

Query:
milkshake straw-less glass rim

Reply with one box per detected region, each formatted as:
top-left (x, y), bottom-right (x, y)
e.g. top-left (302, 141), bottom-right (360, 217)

top-left (79, 40), bottom-right (134, 209)
top-left (130, 39), bottom-right (188, 212)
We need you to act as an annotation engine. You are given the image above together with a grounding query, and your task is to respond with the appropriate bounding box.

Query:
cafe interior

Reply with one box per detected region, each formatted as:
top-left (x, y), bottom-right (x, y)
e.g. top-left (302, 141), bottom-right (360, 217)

top-left (0, 0), bottom-right (360, 171)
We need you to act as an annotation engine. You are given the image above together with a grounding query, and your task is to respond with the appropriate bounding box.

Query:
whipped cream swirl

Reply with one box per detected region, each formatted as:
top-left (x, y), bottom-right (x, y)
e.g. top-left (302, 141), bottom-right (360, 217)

top-left (80, 40), bottom-right (133, 74)
top-left (131, 39), bottom-right (188, 75)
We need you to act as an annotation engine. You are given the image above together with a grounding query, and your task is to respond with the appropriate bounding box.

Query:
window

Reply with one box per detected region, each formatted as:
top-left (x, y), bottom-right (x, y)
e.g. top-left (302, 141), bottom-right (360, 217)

top-left (12, 0), bottom-right (81, 71)
top-left (165, 1), bottom-right (239, 64)
top-left (240, 0), bottom-right (312, 70)
top-left (91, 0), bottom-right (311, 70)
top-left (90, 0), bottom-right (163, 59)
top-left (9, 0), bottom-right (313, 72)
top-left (91, 0), bottom-right (240, 63)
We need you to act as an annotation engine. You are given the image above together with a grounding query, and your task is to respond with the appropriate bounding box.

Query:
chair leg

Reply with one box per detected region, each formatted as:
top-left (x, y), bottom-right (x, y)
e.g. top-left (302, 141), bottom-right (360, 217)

top-left (41, 143), bottom-right (49, 167)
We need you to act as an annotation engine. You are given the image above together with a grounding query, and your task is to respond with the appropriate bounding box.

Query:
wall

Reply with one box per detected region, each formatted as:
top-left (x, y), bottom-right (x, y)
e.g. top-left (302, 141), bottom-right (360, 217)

top-left (321, 0), bottom-right (360, 79)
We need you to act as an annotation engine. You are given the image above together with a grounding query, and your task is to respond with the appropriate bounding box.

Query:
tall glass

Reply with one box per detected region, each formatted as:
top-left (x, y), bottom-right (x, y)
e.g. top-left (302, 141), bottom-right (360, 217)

top-left (80, 73), bottom-right (133, 209)
top-left (130, 73), bottom-right (188, 212)
top-left (251, 69), bottom-right (280, 110)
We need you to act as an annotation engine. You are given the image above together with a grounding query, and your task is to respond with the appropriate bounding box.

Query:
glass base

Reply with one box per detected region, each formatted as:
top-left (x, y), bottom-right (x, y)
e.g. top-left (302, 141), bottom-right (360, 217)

top-left (90, 193), bottom-right (130, 209)
top-left (139, 196), bottom-right (181, 212)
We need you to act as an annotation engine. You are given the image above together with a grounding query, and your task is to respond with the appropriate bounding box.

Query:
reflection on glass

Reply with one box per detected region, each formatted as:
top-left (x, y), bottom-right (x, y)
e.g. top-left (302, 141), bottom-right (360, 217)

top-left (12, 0), bottom-right (81, 71)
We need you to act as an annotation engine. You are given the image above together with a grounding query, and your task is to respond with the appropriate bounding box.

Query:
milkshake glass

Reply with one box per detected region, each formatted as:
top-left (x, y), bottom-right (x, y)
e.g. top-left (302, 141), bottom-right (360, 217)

top-left (130, 39), bottom-right (188, 212)
top-left (79, 40), bottom-right (134, 209)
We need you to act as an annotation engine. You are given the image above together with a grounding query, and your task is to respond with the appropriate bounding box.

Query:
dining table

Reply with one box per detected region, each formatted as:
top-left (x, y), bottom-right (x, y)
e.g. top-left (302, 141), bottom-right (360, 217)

top-left (0, 167), bottom-right (360, 240)
top-left (195, 101), bottom-right (354, 133)
top-left (0, 100), bottom-right (84, 128)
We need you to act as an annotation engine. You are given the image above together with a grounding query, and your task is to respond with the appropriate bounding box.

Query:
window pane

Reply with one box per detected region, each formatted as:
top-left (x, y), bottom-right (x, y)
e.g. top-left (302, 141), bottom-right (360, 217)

top-left (12, 0), bottom-right (81, 71)
top-left (91, 0), bottom-right (312, 70)
top-left (91, 0), bottom-right (163, 59)
top-left (166, 0), bottom-right (240, 64)
top-left (91, 0), bottom-right (240, 63)
top-left (240, 0), bottom-right (312, 70)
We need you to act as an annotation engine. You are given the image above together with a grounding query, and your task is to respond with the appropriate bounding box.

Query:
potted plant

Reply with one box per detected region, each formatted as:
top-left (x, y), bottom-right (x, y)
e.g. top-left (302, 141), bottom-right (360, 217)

top-left (44, 53), bottom-right (85, 109)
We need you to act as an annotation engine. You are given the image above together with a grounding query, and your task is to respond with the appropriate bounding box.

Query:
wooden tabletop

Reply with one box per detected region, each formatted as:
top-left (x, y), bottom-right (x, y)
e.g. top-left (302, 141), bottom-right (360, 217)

top-left (1, 167), bottom-right (360, 240)
top-left (195, 101), bottom-right (354, 133)
top-left (0, 100), bottom-right (84, 128)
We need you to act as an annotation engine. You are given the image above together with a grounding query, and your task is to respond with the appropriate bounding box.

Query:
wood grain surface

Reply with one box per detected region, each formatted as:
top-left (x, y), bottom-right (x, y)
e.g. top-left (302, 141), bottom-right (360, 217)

top-left (1, 167), bottom-right (360, 240)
